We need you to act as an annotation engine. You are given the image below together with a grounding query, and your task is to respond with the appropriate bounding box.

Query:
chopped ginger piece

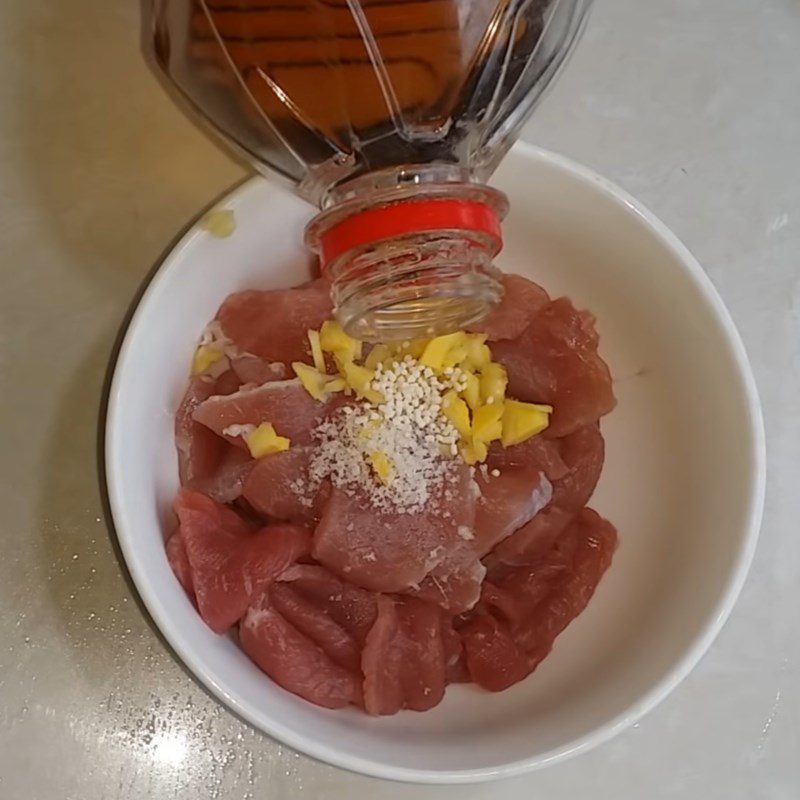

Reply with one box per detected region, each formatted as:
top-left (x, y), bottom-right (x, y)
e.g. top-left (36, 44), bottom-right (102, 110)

top-left (480, 362), bottom-right (508, 404)
top-left (245, 423), bottom-right (290, 458)
top-left (460, 438), bottom-right (488, 465)
top-left (501, 399), bottom-right (552, 446)
top-left (419, 332), bottom-right (466, 372)
top-left (463, 335), bottom-right (492, 371)
top-left (368, 451), bottom-right (394, 484)
top-left (460, 371), bottom-right (481, 410)
top-left (442, 344), bottom-right (469, 369)
top-left (191, 345), bottom-right (223, 376)
top-left (324, 377), bottom-right (346, 392)
top-left (342, 361), bottom-right (383, 403)
top-left (200, 208), bottom-right (236, 238)
top-left (319, 320), bottom-right (361, 362)
top-left (442, 390), bottom-right (471, 438)
top-left (472, 402), bottom-right (504, 444)
top-left (292, 362), bottom-right (329, 401)
top-left (308, 329), bottom-right (326, 373)
top-left (365, 344), bottom-right (391, 370)
top-left (342, 361), bottom-right (372, 387)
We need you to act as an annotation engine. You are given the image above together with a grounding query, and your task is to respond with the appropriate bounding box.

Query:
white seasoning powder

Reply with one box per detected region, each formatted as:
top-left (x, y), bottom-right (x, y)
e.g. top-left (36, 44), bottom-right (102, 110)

top-left (303, 357), bottom-right (464, 514)
top-left (457, 525), bottom-right (475, 541)
top-left (222, 423), bottom-right (256, 438)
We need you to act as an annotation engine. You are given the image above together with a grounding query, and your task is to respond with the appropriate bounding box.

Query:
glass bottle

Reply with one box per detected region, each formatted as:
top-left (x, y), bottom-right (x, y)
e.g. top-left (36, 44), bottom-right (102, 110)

top-left (146, 0), bottom-right (593, 340)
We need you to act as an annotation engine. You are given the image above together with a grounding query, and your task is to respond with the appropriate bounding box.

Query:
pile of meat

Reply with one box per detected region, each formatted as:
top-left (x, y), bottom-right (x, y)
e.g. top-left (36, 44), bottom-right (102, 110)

top-left (167, 273), bottom-right (618, 714)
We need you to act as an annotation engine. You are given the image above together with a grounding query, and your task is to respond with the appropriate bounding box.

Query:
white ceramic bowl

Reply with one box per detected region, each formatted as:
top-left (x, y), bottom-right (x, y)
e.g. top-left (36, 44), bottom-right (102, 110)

top-left (105, 144), bottom-right (764, 783)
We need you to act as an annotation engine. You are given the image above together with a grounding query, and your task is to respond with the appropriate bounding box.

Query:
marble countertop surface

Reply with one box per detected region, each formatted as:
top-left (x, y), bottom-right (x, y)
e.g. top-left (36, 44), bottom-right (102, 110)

top-left (1, 0), bottom-right (797, 797)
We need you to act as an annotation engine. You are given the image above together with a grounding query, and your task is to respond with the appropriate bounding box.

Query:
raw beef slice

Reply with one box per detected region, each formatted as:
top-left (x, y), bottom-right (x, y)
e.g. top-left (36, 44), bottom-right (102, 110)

top-left (216, 278), bottom-right (333, 365)
top-left (190, 444), bottom-right (255, 504)
top-left (513, 508), bottom-right (617, 656)
top-left (269, 583), bottom-right (363, 673)
top-left (193, 379), bottom-right (339, 448)
top-left (460, 613), bottom-right (537, 692)
top-left (243, 446), bottom-right (330, 525)
top-left (487, 505), bottom-right (575, 569)
top-left (492, 297), bottom-right (615, 437)
top-left (175, 371), bottom-right (238, 486)
top-left (551, 423), bottom-right (605, 510)
top-left (361, 596), bottom-right (447, 715)
top-left (485, 424), bottom-right (605, 569)
top-left (240, 592), bottom-right (362, 709)
top-left (166, 527), bottom-right (194, 598)
top-left (406, 466), bottom-right (552, 613)
top-left (174, 489), bottom-right (310, 633)
top-left (230, 354), bottom-right (288, 385)
top-left (312, 465), bottom-right (476, 593)
top-left (469, 273), bottom-right (550, 341)
top-left (463, 508), bottom-right (617, 691)
top-left (485, 435), bottom-right (567, 480)
top-left (277, 564), bottom-right (378, 645)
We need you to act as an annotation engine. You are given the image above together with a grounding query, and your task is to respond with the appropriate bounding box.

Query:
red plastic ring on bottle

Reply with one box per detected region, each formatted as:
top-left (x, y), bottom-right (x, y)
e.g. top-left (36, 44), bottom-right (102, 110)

top-left (318, 198), bottom-right (502, 272)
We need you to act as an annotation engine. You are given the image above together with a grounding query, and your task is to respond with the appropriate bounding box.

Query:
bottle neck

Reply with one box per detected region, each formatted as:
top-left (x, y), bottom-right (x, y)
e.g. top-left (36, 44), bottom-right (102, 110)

top-left (305, 168), bottom-right (508, 342)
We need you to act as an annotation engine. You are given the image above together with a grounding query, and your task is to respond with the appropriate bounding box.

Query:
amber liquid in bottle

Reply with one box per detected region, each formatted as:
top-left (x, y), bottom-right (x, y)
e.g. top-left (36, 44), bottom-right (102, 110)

top-left (152, 0), bottom-right (545, 190)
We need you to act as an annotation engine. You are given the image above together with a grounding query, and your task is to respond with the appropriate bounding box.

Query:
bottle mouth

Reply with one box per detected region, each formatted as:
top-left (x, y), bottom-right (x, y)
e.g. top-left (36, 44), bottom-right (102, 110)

top-left (305, 184), bottom-right (508, 342)
top-left (333, 241), bottom-right (503, 341)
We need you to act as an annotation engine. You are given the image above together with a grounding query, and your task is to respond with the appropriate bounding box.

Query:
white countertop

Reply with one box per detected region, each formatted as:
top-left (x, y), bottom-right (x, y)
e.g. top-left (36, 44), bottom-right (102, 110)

top-left (0, 0), bottom-right (797, 797)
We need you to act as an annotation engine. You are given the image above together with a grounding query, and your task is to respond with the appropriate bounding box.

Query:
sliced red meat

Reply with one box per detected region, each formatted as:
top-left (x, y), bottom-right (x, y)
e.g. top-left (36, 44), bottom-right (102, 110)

top-left (361, 596), bottom-right (447, 715)
top-left (492, 297), bottom-right (616, 437)
top-left (242, 446), bottom-right (330, 525)
top-left (394, 597), bottom-right (447, 711)
top-left (514, 508), bottom-right (617, 655)
top-left (166, 527), bottom-right (194, 598)
top-left (473, 468), bottom-right (552, 557)
top-left (214, 368), bottom-right (242, 395)
top-left (460, 614), bottom-right (535, 692)
top-left (407, 467), bottom-right (552, 613)
top-left (173, 274), bottom-right (620, 711)
top-left (469, 273), bottom-right (550, 341)
top-left (312, 465), bottom-right (476, 593)
top-left (441, 615), bottom-right (469, 683)
top-left (193, 379), bottom-right (337, 448)
top-left (188, 444), bottom-right (255, 504)
top-left (231, 354), bottom-right (289, 385)
top-left (361, 596), bottom-right (405, 715)
top-left (486, 435), bottom-right (568, 480)
top-left (240, 592), bottom-right (361, 710)
top-left (481, 560), bottom-right (570, 627)
top-left (174, 487), bottom-right (253, 540)
top-left (487, 505), bottom-right (575, 569)
top-left (552, 424), bottom-right (605, 510)
top-left (175, 371), bottom-right (238, 486)
top-left (405, 559), bottom-right (487, 616)
top-left (174, 489), bottom-right (310, 633)
top-left (463, 508), bottom-right (616, 691)
top-left (277, 564), bottom-right (377, 645)
top-left (484, 426), bottom-right (604, 569)
top-left (269, 582), bottom-right (361, 672)
top-left (216, 278), bottom-right (333, 365)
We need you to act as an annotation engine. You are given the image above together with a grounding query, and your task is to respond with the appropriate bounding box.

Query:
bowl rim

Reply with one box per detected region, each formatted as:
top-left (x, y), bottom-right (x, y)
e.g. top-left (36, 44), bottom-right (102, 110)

top-left (104, 142), bottom-right (766, 784)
